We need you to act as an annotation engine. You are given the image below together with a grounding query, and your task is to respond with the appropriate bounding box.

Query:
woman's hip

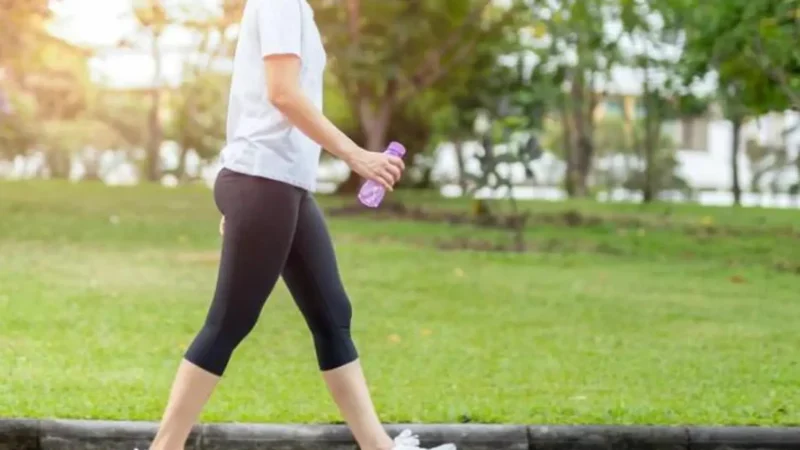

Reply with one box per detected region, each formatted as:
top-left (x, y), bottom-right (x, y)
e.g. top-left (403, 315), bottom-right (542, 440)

top-left (213, 168), bottom-right (306, 220)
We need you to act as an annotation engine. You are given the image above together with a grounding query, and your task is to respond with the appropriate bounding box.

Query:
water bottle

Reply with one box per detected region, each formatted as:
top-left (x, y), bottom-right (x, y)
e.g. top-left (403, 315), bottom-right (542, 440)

top-left (357, 141), bottom-right (406, 208)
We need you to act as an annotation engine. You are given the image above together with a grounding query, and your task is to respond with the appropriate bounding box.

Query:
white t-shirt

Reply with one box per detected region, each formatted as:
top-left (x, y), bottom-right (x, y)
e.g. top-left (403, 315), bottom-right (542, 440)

top-left (219, 0), bottom-right (327, 192)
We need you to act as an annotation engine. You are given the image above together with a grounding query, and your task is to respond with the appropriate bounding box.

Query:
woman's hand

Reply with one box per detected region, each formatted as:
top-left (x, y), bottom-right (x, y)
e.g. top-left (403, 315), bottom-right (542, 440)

top-left (262, 56), bottom-right (405, 187)
top-left (219, 216), bottom-right (225, 236)
top-left (261, 56), bottom-right (404, 190)
top-left (346, 148), bottom-right (405, 191)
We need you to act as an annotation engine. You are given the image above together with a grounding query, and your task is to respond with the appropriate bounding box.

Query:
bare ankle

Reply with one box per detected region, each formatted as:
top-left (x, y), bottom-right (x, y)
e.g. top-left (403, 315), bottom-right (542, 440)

top-left (149, 434), bottom-right (183, 450)
top-left (366, 435), bottom-right (394, 450)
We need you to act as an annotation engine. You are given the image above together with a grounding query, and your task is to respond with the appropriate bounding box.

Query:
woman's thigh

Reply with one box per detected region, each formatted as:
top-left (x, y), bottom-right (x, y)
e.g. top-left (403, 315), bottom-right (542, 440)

top-left (210, 169), bottom-right (305, 324)
top-left (281, 194), bottom-right (351, 329)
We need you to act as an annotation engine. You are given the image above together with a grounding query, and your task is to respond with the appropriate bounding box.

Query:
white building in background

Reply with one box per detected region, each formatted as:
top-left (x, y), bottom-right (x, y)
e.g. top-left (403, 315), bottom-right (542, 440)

top-left (429, 64), bottom-right (800, 207)
top-left (430, 113), bottom-right (800, 208)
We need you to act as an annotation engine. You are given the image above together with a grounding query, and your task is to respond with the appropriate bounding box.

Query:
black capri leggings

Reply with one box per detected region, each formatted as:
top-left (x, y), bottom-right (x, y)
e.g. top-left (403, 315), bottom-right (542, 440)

top-left (184, 169), bottom-right (358, 376)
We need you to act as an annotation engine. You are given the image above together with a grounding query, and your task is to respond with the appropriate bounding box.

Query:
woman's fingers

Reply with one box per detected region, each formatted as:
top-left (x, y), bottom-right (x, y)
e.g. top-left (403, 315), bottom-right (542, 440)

top-left (378, 172), bottom-right (394, 191)
top-left (386, 164), bottom-right (403, 183)
top-left (369, 168), bottom-right (393, 191)
top-left (388, 155), bottom-right (405, 170)
top-left (383, 155), bottom-right (404, 183)
top-left (368, 154), bottom-right (404, 191)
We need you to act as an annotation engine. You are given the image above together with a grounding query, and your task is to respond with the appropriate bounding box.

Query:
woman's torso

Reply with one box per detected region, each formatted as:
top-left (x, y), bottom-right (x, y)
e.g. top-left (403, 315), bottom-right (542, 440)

top-left (220, 0), bottom-right (327, 192)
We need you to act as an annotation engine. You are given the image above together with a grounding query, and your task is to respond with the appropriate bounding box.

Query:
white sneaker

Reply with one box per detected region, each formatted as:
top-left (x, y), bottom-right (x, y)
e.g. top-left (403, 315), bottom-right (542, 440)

top-left (392, 429), bottom-right (457, 450)
top-left (136, 430), bottom-right (458, 450)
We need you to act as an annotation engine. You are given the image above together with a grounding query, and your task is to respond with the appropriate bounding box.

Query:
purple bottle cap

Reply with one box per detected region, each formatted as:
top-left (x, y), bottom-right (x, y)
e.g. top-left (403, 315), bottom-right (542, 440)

top-left (387, 141), bottom-right (406, 157)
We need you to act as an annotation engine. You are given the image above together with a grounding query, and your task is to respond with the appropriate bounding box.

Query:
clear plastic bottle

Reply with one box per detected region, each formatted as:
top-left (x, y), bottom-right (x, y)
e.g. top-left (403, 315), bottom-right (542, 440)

top-left (357, 141), bottom-right (406, 208)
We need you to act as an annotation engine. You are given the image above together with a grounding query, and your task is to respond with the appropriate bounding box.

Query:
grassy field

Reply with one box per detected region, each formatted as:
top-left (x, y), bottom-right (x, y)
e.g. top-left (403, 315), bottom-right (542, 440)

top-left (1, 180), bottom-right (799, 426)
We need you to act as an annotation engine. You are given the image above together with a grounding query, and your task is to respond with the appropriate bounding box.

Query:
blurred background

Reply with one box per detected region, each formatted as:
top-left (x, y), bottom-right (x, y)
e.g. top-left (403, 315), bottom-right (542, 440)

top-left (1, 0), bottom-right (798, 204)
top-left (1, 0), bottom-right (800, 427)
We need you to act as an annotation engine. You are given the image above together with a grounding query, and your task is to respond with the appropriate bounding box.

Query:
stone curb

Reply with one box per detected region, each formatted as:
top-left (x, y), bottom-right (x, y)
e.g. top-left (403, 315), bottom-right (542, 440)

top-left (1, 419), bottom-right (798, 450)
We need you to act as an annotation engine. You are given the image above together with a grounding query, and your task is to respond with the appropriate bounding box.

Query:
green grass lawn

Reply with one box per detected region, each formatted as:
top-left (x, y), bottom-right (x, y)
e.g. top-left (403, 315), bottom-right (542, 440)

top-left (1, 180), bottom-right (799, 426)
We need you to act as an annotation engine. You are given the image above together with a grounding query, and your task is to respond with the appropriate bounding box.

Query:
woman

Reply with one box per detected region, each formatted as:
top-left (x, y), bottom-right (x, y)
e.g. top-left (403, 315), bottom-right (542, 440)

top-left (145, 0), bottom-right (455, 449)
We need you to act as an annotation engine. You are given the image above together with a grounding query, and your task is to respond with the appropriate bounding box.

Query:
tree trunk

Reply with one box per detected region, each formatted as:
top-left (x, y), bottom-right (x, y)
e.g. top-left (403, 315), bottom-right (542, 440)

top-left (794, 156), bottom-right (800, 207)
top-left (364, 120), bottom-right (389, 152)
top-left (145, 31), bottom-right (163, 182)
top-left (45, 149), bottom-right (70, 179)
top-left (335, 97), bottom-right (393, 194)
top-left (639, 63), bottom-right (665, 204)
top-left (642, 146), bottom-right (654, 202)
top-left (175, 144), bottom-right (190, 182)
top-left (82, 148), bottom-right (103, 181)
top-left (642, 128), bottom-right (656, 203)
top-left (559, 99), bottom-right (576, 197)
top-left (574, 137), bottom-right (593, 197)
top-left (454, 138), bottom-right (467, 194)
top-left (568, 72), bottom-right (593, 198)
top-left (730, 117), bottom-right (742, 206)
top-left (642, 82), bottom-right (655, 203)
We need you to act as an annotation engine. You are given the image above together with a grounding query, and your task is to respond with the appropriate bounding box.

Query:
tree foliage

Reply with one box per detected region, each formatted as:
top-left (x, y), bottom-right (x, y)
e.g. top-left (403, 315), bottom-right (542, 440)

top-left (0, 87), bottom-right (39, 159)
top-left (309, 0), bottom-right (530, 192)
top-left (675, 0), bottom-right (800, 204)
top-left (3, 0), bottom-right (799, 200)
top-left (527, 0), bottom-right (634, 197)
top-left (0, 0), bottom-right (53, 75)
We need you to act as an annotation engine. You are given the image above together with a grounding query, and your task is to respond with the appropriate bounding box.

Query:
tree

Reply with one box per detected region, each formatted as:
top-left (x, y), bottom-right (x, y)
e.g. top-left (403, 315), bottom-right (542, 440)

top-left (466, 111), bottom-right (544, 251)
top-left (166, 72), bottom-right (229, 181)
top-left (90, 88), bottom-right (150, 152)
top-left (0, 16), bottom-right (96, 172)
top-left (165, 2), bottom-right (241, 181)
top-left (0, 86), bottom-right (38, 160)
top-left (592, 115), bottom-right (635, 194)
top-left (309, 0), bottom-right (529, 192)
top-left (529, 0), bottom-right (630, 198)
top-left (449, 53), bottom-right (553, 246)
top-left (0, 0), bottom-right (53, 75)
top-left (745, 137), bottom-right (793, 203)
top-left (125, 0), bottom-right (172, 182)
top-left (628, 69), bottom-right (704, 203)
top-left (428, 27), bottom-right (536, 193)
top-left (38, 118), bottom-right (124, 179)
top-left (677, 0), bottom-right (799, 205)
top-left (385, 92), bottom-right (442, 188)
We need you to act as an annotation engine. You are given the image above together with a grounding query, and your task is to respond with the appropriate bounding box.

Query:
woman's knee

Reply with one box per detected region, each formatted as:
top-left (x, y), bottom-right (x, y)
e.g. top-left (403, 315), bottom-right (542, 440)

top-left (184, 313), bottom-right (259, 375)
top-left (307, 291), bottom-right (358, 370)
top-left (307, 287), bottom-right (353, 334)
top-left (329, 289), bottom-right (353, 330)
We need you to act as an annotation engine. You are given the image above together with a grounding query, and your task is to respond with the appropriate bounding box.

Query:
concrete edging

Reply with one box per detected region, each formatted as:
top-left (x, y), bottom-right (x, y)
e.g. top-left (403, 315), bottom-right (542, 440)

top-left (1, 419), bottom-right (799, 450)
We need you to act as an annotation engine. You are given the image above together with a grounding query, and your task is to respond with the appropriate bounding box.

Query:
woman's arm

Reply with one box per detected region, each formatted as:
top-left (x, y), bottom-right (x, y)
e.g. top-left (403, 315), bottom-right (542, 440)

top-left (264, 55), bottom-right (403, 190)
